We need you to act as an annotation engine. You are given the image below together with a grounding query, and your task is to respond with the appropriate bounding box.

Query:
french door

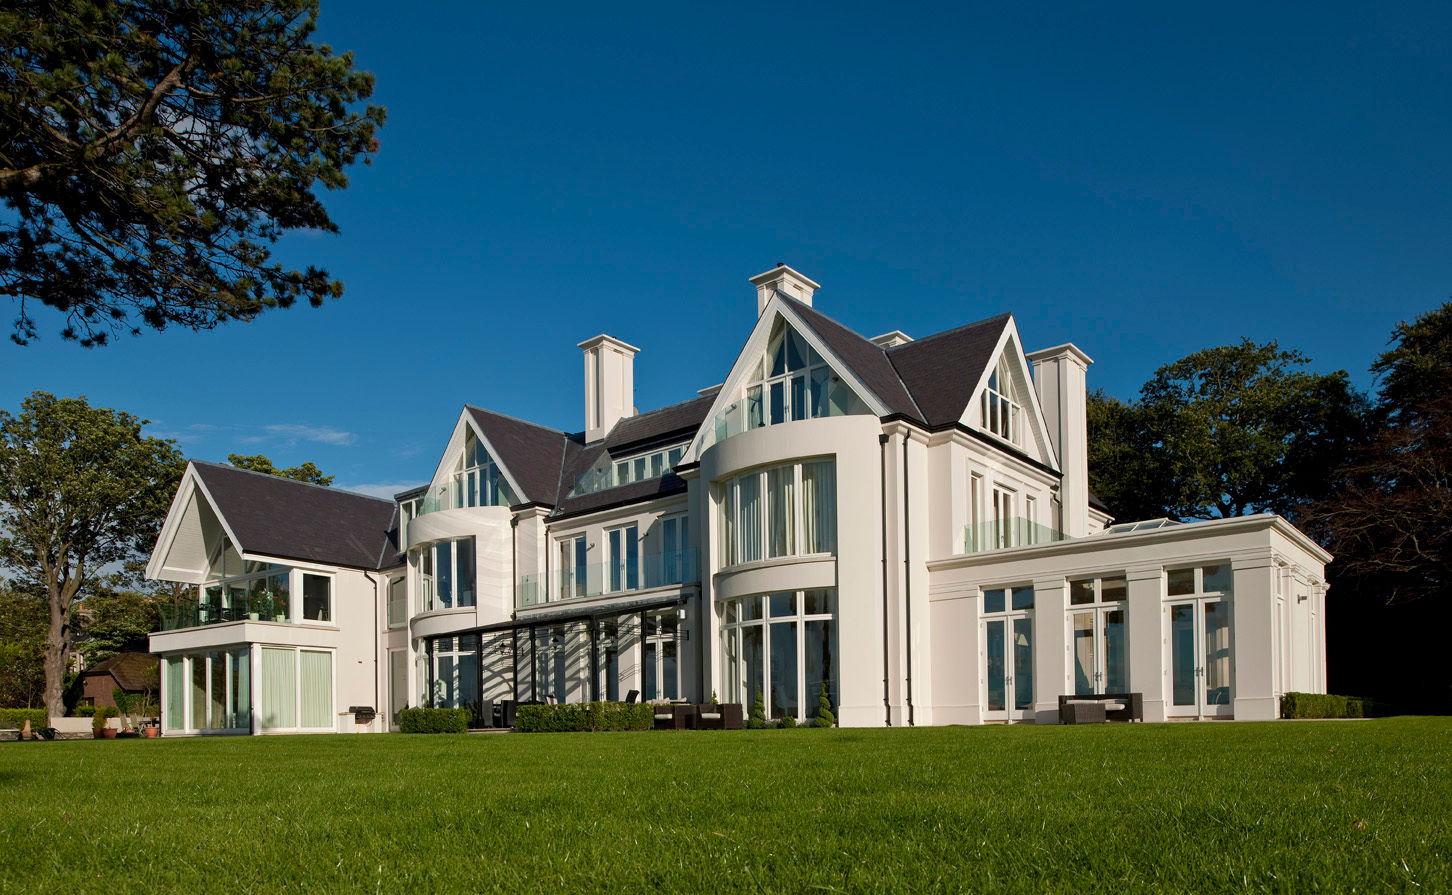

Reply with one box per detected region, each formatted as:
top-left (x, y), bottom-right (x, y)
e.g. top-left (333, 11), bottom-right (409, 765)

top-left (1167, 599), bottom-right (1233, 718)
top-left (984, 613), bottom-right (1034, 721)
top-left (1070, 607), bottom-right (1128, 696)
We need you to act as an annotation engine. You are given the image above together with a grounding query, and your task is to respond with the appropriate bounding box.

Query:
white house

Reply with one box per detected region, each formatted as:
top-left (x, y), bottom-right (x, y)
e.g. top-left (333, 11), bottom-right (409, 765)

top-left (146, 264), bottom-right (1330, 734)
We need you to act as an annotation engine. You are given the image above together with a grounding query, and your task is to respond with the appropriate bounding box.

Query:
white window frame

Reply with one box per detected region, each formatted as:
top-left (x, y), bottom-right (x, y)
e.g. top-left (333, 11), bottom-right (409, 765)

top-left (605, 523), bottom-right (639, 593)
top-left (981, 356), bottom-right (1021, 444)
top-left (415, 537), bottom-right (476, 613)
top-left (720, 460), bottom-right (836, 568)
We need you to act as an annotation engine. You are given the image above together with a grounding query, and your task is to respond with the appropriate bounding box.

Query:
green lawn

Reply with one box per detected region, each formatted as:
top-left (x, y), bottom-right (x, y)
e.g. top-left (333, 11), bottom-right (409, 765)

top-left (0, 719), bottom-right (1447, 893)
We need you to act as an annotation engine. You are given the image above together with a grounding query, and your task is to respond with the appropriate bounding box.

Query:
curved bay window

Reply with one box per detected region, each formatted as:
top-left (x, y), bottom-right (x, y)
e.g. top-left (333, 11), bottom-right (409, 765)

top-left (445, 431), bottom-right (518, 510)
top-left (720, 590), bottom-right (837, 722)
top-left (415, 537), bottom-right (476, 612)
top-left (721, 460), bottom-right (836, 567)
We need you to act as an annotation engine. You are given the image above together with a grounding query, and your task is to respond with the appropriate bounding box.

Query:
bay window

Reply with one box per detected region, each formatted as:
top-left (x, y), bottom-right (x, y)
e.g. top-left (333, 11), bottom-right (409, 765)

top-left (721, 460), bottom-right (836, 566)
top-left (721, 589), bottom-right (837, 722)
top-left (416, 537), bottom-right (476, 612)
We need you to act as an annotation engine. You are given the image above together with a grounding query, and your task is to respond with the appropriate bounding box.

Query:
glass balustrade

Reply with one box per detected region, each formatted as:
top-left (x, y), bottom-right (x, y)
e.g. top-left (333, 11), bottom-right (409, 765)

top-left (159, 593), bottom-right (292, 631)
top-left (963, 517), bottom-right (1067, 554)
top-left (519, 549), bottom-right (699, 607)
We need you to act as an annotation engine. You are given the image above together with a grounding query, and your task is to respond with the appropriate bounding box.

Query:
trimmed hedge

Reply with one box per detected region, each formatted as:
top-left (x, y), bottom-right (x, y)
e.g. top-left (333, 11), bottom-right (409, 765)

top-left (1281, 692), bottom-right (1371, 719)
top-left (0, 708), bottom-right (47, 729)
top-left (514, 701), bottom-right (654, 733)
top-left (399, 707), bottom-right (471, 733)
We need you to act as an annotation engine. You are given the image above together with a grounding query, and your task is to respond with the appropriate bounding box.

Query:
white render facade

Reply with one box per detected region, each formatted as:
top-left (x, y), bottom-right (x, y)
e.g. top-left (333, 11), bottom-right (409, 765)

top-left (146, 264), bottom-right (1329, 733)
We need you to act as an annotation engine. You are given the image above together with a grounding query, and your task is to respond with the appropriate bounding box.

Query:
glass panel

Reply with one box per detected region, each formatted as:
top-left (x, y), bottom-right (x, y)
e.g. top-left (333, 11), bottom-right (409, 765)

top-left (802, 461), bottom-right (836, 554)
top-left (1013, 616), bottom-right (1034, 710)
top-left (804, 618), bottom-right (837, 719)
top-left (1168, 568), bottom-right (1195, 596)
top-left (770, 326), bottom-right (787, 376)
top-left (986, 620), bottom-right (1006, 711)
top-left (747, 385), bottom-right (764, 429)
top-left (615, 461), bottom-right (629, 484)
top-left (191, 653), bottom-right (207, 730)
top-left (633, 457), bottom-right (646, 481)
top-left (737, 476), bottom-right (761, 564)
top-left (644, 640), bottom-right (658, 700)
top-left (1101, 576), bottom-right (1128, 603)
top-left (302, 574), bottom-right (331, 622)
top-left (651, 453), bottom-right (664, 478)
top-left (1104, 608), bottom-right (1128, 693)
top-left (389, 651), bottom-right (407, 727)
top-left (769, 381), bottom-right (785, 425)
top-left (165, 656), bottom-right (186, 730)
top-left (459, 644), bottom-right (479, 720)
top-left (786, 329), bottom-right (807, 371)
top-left (1069, 579), bottom-right (1096, 606)
top-left (456, 540), bottom-right (475, 607)
top-left (1202, 565), bottom-right (1233, 595)
top-left (1011, 586), bottom-right (1035, 611)
top-left (663, 634), bottom-right (678, 700)
top-left (769, 592), bottom-right (796, 617)
top-left (1170, 604), bottom-right (1196, 706)
top-left (790, 374), bottom-right (807, 421)
top-left (743, 625), bottom-right (764, 709)
top-left (983, 588), bottom-right (1006, 614)
top-left (739, 595), bottom-right (763, 621)
top-left (208, 651), bottom-right (225, 730)
top-left (436, 541), bottom-right (453, 608)
top-left (769, 621), bottom-right (798, 719)
top-left (809, 367), bottom-right (830, 418)
top-left (1072, 613), bottom-right (1096, 695)
top-left (803, 589), bottom-right (833, 616)
top-left (767, 467), bottom-right (794, 558)
top-left (300, 650), bottom-right (332, 728)
top-left (1204, 601), bottom-right (1232, 705)
top-left (230, 649), bottom-right (250, 730)
top-left (625, 525), bottom-right (638, 590)
top-left (261, 647), bottom-right (297, 729)
top-left (608, 529), bottom-right (622, 591)
top-left (388, 578), bottom-right (406, 627)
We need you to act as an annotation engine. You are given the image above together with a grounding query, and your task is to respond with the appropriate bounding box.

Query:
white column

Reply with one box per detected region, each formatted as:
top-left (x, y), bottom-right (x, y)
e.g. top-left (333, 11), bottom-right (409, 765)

top-left (1232, 553), bottom-right (1279, 721)
top-left (1126, 564), bottom-right (1166, 722)
top-left (1032, 576), bottom-right (1069, 723)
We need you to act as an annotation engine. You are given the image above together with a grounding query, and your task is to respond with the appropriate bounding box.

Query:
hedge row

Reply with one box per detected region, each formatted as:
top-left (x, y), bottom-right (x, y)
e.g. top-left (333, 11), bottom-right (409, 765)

top-left (514, 702), bottom-right (654, 733)
top-left (1281, 692), bottom-right (1371, 719)
top-left (399, 707), bottom-right (471, 733)
top-left (0, 708), bottom-right (48, 729)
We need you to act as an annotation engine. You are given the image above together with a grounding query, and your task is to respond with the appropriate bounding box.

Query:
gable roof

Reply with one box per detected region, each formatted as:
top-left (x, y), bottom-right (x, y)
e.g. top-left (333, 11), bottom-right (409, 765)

top-left (81, 651), bottom-right (159, 691)
top-left (605, 394), bottom-right (714, 453)
top-left (464, 407), bottom-right (574, 505)
top-left (886, 313), bottom-right (1013, 427)
top-left (192, 461), bottom-right (396, 570)
top-left (782, 295), bottom-right (922, 419)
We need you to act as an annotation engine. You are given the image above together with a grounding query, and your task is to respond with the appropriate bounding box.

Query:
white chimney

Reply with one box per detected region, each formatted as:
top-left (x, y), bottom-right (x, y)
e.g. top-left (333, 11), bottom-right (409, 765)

top-left (579, 334), bottom-right (639, 443)
top-left (1026, 343), bottom-right (1093, 538)
top-left (749, 263), bottom-right (820, 316)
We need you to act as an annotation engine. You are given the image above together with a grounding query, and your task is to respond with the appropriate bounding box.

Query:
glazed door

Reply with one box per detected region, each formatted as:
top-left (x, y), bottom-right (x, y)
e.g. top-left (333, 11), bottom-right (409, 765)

top-left (984, 613), bottom-right (1034, 721)
top-left (1167, 599), bottom-right (1233, 717)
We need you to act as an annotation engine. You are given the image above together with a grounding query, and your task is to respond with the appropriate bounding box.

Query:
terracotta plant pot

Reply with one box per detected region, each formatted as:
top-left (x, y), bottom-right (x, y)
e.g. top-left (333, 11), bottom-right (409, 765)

top-left (100, 728), bottom-right (118, 739)
top-left (144, 727), bottom-right (160, 738)
top-left (93, 728), bottom-right (104, 739)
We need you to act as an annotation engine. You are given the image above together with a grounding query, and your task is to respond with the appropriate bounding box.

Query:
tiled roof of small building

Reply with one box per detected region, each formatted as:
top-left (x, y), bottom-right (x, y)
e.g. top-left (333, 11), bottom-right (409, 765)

top-left (81, 651), bottom-right (159, 692)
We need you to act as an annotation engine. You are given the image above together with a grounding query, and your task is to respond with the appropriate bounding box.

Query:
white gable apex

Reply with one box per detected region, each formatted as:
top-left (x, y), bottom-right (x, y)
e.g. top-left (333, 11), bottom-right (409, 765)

top-left (422, 409), bottom-right (528, 507)
top-left (959, 319), bottom-right (1060, 471)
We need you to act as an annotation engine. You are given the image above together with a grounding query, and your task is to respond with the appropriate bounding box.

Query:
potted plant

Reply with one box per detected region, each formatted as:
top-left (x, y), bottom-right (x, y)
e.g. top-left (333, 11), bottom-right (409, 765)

top-left (93, 706), bottom-right (119, 739)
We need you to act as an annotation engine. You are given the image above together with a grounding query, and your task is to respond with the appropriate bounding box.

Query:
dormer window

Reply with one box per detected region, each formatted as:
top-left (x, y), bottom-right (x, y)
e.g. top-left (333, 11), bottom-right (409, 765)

top-left (449, 432), bottom-right (517, 509)
top-left (982, 357), bottom-right (1021, 444)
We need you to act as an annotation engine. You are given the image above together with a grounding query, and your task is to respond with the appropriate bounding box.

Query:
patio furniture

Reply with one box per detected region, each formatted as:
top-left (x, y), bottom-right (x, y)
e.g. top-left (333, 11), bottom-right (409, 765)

top-left (625, 690), bottom-right (639, 704)
top-left (1058, 693), bottom-right (1143, 723)
top-left (476, 698), bottom-right (495, 728)
top-left (494, 699), bottom-right (518, 729)
top-left (653, 703), bottom-right (693, 730)
top-left (692, 703), bottom-right (743, 730)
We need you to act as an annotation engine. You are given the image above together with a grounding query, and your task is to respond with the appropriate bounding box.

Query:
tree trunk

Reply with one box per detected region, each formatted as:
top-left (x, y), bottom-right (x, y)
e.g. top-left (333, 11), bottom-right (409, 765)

top-left (42, 573), bottom-right (77, 720)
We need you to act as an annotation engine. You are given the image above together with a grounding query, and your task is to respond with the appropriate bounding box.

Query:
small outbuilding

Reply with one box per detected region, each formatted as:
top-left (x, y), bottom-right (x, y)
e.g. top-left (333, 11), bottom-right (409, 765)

top-left (78, 652), bottom-right (160, 708)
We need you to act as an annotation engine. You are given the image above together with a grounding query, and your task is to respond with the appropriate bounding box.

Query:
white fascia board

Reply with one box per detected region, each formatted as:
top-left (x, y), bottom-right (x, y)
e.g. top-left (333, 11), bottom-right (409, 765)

top-left (681, 295), bottom-right (890, 462)
top-left (145, 463), bottom-right (245, 583)
top-left (957, 317), bottom-right (1061, 473)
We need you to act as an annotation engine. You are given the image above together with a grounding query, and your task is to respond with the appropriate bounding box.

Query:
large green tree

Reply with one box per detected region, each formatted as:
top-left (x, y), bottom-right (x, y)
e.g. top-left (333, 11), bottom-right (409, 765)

top-left (0, 581), bottom-right (47, 708)
top-left (0, 0), bottom-right (384, 346)
top-left (1088, 340), bottom-right (1365, 522)
top-left (0, 392), bottom-right (185, 717)
top-left (226, 452), bottom-right (331, 485)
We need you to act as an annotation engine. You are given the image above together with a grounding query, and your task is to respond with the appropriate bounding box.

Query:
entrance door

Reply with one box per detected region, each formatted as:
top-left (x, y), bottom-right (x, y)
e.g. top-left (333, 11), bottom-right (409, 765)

top-left (1167, 599), bottom-right (1233, 718)
top-left (387, 649), bottom-right (407, 729)
top-left (983, 587), bottom-right (1035, 722)
top-left (1071, 607), bottom-right (1128, 695)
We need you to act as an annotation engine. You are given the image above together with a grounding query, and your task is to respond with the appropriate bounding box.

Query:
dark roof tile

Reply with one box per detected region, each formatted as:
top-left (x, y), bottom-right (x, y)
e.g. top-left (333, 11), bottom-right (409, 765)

top-left (465, 408), bottom-right (574, 505)
top-left (81, 652), bottom-right (160, 691)
top-left (782, 295), bottom-right (922, 419)
top-left (886, 313), bottom-right (1012, 427)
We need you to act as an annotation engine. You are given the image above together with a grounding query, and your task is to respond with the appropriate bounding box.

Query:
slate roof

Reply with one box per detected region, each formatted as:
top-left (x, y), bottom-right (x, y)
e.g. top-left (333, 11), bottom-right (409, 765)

top-left (81, 651), bottom-right (159, 691)
top-left (886, 314), bottom-right (1013, 427)
top-left (193, 461), bottom-right (397, 570)
top-left (465, 407), bottom-right (575, 505)
top-left (604, 394), bottom-right (714, 452)
top-left (783, 295), bottom-right (923, 419)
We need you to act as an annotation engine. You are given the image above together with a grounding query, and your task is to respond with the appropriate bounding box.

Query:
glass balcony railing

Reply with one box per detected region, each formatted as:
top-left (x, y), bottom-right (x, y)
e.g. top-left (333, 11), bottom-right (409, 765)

top-left (697, 381), bottom-right (867, 454)
top-left (963, 518), bottom-right (1067, 554)
top-left (519, 549), bottom-right (699, 608)
top-left (159, 597), bottom-right (290, 631)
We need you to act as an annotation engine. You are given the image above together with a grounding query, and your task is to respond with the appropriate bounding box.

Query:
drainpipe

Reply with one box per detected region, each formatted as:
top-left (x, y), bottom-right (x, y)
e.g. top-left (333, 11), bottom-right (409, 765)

top-left (902, 436), bottom-right (915, 727)
top-left (879, 433), bottom-right (892, 726)
top-left (366, 571), bottom-right (382, 728)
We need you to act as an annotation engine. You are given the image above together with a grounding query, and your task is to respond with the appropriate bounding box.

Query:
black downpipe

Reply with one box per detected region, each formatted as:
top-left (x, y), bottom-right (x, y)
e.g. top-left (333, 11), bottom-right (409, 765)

top-left (879, 433), bottom-right (892, 726)
top-left (903, 436), bottom-right (915, 727)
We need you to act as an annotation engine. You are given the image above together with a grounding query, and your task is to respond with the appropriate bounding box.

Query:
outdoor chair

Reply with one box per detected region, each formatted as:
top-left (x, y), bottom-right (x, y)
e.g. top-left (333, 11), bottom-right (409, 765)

top-left (693, 703), bottom-right (743, 730)
top-left (625, 690), bottom-right (639, 704)
top-left (653, 703), bottom-right (693, 730)
top-left (1058, 693), bottom-right (1143, 723)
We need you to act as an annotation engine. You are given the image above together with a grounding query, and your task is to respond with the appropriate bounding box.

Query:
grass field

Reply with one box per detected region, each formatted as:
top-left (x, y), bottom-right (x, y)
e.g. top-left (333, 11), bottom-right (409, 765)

top-left (0, 719), bottom-right (1447, 893)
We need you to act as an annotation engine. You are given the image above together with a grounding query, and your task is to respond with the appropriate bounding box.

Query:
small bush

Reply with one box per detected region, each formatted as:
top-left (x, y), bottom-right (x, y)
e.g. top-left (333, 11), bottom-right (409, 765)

top-left (514, 702), bottom-right (653, 733)
top-left (72, 704), bottom-right (96, 718)
top-left (112, 687), bottom-right (133, 717)
top-left (749, 688), bottom-right (767, 729)
top-left (814, 683), bottom-right (836, 728)
top-left (1281, 692), bottom-right (1371, 719)
top-left (0, 708), bottom-right (48, 729)
top-left (399, 707), bottom-right (471, 733)
top-left (92, 706), bottom-right (119, 729)
top-left (778, 714), bottom-right (797, 728)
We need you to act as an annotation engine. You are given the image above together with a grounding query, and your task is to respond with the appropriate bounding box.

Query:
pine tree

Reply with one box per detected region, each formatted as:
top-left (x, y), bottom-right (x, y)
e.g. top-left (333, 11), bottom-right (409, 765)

top-left (749, 687), bottom-right (767, 729)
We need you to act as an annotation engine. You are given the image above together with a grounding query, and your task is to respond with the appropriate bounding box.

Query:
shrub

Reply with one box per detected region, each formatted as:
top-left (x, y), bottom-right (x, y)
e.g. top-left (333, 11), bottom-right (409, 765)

top-left (399, 707), bottom-right (470, 733)
top-left (514, 701), bottom-right (653, 733)
top-left (778, 714), bottom-right (797, 728)
top-left (1281, 692), bottom-right (1371, 719)
top-left (0, 708), bottom-right (48, 729)
top-left (113, 686), bottom-right (133, 717)
top-left (814, 683), bottom-right (836, 728)
top-left (72, 704), bottom-right (96, 717)
top-left (749, 688), bottom-right (767, 729)
top-left (92, 706), bottom-right (119, 730)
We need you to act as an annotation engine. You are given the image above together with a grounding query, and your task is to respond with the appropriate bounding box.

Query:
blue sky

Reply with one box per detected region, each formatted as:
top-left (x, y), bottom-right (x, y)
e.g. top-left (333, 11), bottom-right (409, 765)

top-left (3, 2), bottom-right (1450, 497)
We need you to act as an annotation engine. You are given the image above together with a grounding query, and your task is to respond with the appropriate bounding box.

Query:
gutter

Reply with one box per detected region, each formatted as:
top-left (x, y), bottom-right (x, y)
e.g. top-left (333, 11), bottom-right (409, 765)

top-left (902, 435), bottom-right (915, 727)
